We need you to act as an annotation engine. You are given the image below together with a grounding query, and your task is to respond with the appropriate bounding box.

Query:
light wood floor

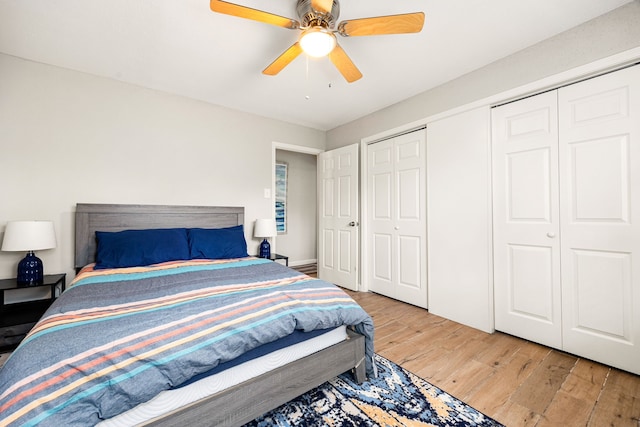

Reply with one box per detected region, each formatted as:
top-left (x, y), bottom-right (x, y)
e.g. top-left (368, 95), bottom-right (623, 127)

top-left (345, 290), bottom-right (640, 427)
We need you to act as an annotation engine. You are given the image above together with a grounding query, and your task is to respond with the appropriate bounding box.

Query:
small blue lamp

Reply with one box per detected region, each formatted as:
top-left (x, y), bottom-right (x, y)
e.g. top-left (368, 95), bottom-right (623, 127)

top-left (254, 218), bottom-right (277, 259)
top-left (2, 221), bottom-right (57, 286)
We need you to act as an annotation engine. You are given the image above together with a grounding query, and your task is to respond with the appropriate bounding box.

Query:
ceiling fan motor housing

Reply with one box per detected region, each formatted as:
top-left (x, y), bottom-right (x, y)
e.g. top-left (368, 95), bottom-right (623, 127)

top-left (296, 0), bottom-right (340, 28)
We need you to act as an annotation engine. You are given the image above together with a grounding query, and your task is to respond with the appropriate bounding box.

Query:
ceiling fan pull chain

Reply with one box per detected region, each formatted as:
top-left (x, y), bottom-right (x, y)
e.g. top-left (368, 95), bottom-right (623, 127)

top-left (305, 55), bottom-right (311, 100)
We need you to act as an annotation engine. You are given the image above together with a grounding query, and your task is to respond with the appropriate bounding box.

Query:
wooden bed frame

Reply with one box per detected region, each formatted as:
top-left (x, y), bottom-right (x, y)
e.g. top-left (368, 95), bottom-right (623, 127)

top-left (74, 203), bottom-right (367, 427)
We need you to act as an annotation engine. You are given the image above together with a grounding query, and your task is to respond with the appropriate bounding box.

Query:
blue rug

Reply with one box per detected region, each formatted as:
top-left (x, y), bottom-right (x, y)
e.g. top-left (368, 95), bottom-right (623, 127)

top-left (245, 354), bottom-right (504, 426)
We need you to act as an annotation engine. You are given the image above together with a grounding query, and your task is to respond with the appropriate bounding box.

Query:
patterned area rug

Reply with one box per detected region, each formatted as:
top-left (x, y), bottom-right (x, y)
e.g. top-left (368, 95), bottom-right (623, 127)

top-left (244, 354), bottom-right (504, 426)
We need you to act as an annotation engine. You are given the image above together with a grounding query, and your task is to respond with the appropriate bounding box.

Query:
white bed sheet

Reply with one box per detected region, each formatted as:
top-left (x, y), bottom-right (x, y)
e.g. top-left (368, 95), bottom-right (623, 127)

top-left (98, 325), bottom-right (348, 426)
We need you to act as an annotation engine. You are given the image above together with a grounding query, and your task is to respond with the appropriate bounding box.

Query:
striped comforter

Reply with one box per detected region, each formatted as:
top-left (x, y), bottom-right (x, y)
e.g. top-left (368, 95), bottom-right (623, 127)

top-left (0, 258), bottom-right (375, 427)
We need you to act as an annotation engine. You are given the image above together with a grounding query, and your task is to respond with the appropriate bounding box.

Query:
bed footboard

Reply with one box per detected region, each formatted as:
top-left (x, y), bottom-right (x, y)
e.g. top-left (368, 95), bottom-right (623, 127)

top-left (143, 329), bottom-right (365, 427)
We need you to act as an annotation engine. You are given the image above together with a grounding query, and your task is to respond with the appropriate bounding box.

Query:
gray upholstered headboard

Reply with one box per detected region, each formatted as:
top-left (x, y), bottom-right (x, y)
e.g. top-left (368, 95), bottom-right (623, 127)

top-left (74, 203), bottom-right (245, 270)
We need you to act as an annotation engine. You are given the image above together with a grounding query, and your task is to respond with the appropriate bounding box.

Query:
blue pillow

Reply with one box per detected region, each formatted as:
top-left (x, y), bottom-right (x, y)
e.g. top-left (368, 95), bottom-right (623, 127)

top-left (95, 228), bottom-right (190, 269)
top-left (188, 225), bottom-right (248, 260)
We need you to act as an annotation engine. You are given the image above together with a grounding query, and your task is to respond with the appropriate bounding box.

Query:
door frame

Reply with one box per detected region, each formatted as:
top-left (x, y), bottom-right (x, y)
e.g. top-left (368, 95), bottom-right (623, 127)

top-left (271, 142), bottom-right (323, 257)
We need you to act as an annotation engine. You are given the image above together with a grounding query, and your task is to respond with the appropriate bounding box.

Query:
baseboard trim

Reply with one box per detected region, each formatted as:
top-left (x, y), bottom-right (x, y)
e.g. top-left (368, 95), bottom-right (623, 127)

top-left (289, 259), bottom-right (317, 267)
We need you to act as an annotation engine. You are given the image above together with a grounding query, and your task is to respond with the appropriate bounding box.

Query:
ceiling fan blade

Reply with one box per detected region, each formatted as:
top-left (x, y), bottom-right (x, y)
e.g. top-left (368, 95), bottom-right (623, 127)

top-left (311, 0), bottom-right (333, 15)
top-left (263, 42), bottom-right (304, 76)
top-left (328, 43), bottom-right (362, 83)
top-left (338, 12), bottom-right (425, 37)
top-left (210, 0), bottom-right (299, 29)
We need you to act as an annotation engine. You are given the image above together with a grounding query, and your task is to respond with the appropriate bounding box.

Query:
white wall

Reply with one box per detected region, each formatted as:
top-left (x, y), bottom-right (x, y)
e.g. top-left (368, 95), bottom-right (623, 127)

top-left (274, 150), bottom-right (317, 265)
top-left (0, 54), bottom-right (325, 280)
top-left (326, 1), bottom-right (640, 149)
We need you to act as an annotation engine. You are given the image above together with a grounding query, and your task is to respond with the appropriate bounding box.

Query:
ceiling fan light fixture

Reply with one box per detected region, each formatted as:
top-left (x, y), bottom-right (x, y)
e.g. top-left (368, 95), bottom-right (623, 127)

top-left (299, 27), bottom-right (336, 57)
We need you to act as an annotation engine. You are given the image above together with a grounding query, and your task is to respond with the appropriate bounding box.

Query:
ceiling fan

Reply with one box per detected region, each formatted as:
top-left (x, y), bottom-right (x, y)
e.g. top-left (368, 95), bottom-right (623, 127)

top-left (210, 0), bottom-right (425, 83)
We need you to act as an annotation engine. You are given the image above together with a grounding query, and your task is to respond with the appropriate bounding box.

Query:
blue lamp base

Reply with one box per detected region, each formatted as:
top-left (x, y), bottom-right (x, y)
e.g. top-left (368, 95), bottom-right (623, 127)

top-left (259, 238), bottom-right (271, 259)
top-left (17, 251), bottom-right (44, 287)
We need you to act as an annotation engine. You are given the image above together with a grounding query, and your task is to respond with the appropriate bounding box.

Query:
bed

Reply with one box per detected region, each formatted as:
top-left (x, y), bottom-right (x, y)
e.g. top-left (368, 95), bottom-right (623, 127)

top-left (0, 203), bottom-right (374, 427)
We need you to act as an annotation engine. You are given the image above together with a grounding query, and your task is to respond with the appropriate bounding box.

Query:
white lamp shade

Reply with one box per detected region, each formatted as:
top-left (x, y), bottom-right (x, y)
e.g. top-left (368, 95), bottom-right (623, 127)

top-left (299, 27), bottom-right (336, 58)
top-left (254, 219), bottom-right (277, 238)
top-left (1, 221), bottom-right (57, 252)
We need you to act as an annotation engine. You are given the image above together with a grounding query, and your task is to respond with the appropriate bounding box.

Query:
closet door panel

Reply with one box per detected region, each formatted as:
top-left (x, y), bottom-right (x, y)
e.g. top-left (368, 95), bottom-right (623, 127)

top-left (372, 233), bottom-right (392, 282)
top-left (321, 171), bottom-right (336, 271)
top-left (398, 168), bottom-right (420, 220)
top-left (398, 235), bottom-right (421, 290)
top-left (507, 148), bottom-right (552, 222)
top-left (569, 249), bottom-right (631, 337)
top-left (322, 229), bottom-right (335, 269)
top-left (492, 91), bottom-right (562, 348)
top-left (508, 244), bottom-right (555, 321)
top-left (559, 65), bottom-right (640, 374)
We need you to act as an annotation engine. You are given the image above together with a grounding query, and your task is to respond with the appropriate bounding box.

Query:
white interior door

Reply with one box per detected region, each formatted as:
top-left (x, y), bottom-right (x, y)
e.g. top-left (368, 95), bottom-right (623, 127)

top-left (492, 91), bottom-right (563, 349)
top-left (367, 131), bottom-right (427, 308)
top-left (318, 143), bottom-right (359, 291)
top-left (559, 65), bottom-right (640, 374)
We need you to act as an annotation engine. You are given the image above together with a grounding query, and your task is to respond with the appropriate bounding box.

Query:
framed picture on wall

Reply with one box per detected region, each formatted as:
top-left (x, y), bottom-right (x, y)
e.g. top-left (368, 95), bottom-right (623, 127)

top-left (275, 162), bottom-right (287, 233)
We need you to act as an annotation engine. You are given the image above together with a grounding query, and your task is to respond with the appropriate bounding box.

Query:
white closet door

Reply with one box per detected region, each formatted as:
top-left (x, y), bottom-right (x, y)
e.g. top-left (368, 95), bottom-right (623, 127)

top-left (492, 91), bottom-right (563, 348)
top-left (368, 131), bottom-right (427, 308)
top-left (559, 65), bottom-right (640, 374)
top-left (427, 106), bottom-right (493, 333)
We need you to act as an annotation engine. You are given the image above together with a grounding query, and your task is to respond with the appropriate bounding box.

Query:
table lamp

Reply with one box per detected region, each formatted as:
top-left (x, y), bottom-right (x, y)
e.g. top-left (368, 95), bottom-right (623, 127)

top-left (2, 220), bottom-right (57, 286)
top-left (254, 218), bottom-right (277, 259)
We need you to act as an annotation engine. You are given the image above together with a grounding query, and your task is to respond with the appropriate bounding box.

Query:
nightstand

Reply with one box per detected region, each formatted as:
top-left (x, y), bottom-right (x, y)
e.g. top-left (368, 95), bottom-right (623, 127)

top-left (256, 253), bottom-right (289, 266)
top-left (270, 253), bottom-right (289, 266)
top-left (0, 273), bottom-right (66, 351)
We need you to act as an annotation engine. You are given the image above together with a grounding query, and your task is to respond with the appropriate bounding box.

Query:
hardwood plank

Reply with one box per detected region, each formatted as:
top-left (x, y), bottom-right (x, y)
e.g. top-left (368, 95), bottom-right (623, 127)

top-left (590, 369), bottom-right (640, 426)
top-left (380, 344), bottom-right (439, 376)
top-left (492, 400), bottom-right (541, 427)
top-left (509, 351), bottom-right (577, 414)
top-left (375, 319), bottom-right (422, 348)
top-left (426, 337), bottom-right (488, 385)
top-left (536, 390), bottom-right (594, 426)
top-left (438, 358), bottom-right (494, 400)
top-left (439, 324), bottom-right (487, 352)
top-left (465, 350), bottom-right (544, 415)
top-left (561, 359), bottom-right (609, 403)
top-left (474, 332), bottom-right (526, 368)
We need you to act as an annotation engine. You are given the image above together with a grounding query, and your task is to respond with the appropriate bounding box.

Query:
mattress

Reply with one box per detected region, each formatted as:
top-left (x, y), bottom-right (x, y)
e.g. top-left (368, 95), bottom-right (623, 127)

top-left (98, 326), bottom-right (347, 426)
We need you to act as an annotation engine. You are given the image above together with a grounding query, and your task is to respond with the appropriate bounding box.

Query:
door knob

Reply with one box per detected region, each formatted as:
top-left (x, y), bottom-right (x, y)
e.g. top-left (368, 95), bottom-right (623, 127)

top-left (546, 232), bottom-right (556, 238)
top-left (394, 226), bottom-right (400, 230)
top-left (348, 221), bottom-right (359, 227)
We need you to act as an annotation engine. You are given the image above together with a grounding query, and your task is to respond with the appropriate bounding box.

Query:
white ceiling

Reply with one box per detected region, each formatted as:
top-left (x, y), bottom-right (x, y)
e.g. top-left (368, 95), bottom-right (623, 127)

top-left (0, 0), bottom-right (633, 130)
